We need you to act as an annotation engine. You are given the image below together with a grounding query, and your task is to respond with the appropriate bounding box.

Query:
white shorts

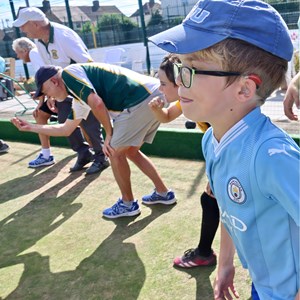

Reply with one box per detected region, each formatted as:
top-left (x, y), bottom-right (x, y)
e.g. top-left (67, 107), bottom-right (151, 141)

top-left (110, 90), bottom-right (161, 148)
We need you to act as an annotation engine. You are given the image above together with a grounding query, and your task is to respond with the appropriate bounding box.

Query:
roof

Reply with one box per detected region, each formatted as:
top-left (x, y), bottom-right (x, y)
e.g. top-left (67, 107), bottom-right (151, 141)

top-left (16, 5), bottom-right (124, 25)
top-left (130, 2), bottom-right (161, 17)
top-left (78, 6), bottom-right (123, 23)
top-left (49, 7), bottom-right (90, 23)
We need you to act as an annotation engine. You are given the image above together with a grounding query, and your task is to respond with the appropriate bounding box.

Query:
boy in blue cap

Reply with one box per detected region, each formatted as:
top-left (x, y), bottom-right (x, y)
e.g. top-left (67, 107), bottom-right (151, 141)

top-left (149, 0), bottom-right (299, 299)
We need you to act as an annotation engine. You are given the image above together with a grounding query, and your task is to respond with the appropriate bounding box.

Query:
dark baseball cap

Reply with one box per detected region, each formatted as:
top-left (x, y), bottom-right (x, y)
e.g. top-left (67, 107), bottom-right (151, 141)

top-left (34, 65), bottom-right (59, 98)
top-left (149, 0), bottom-right (293, 61)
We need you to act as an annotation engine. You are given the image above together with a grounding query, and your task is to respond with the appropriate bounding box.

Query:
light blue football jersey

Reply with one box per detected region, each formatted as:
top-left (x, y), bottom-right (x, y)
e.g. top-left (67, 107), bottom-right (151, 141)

top-left (203, 107), bottom-right (300, 300)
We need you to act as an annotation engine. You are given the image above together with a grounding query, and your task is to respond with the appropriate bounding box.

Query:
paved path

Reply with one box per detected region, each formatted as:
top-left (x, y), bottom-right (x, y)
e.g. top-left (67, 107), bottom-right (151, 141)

top-left (0, 85), bottom-right (299, 135)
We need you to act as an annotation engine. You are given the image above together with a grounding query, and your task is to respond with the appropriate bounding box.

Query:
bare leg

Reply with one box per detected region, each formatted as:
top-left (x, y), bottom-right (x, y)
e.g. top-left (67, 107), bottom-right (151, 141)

top-left (109, 145), bottom-right (169, 202)
top-left (126, 146), bottom-right (168, 194)
top-left (34, 110), bottom-right (51, 149)
top-left (110, 147), bottom-right (134, 201)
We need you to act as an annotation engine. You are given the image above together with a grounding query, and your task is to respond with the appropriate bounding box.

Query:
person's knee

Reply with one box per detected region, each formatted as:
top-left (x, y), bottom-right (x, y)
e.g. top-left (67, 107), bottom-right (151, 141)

top-left (110, 146), bottom-right (139, 163)
top-left (125, 147), bottom-right (140, 160)
top-left (35, 111), bottom-right (50, 124)
top-left (110, 147), bottom-right (126, 160)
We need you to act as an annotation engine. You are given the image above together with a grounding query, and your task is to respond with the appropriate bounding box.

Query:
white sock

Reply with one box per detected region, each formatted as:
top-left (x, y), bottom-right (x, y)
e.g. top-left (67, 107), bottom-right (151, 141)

top-left (157, 190), bottom-right (170, 197)
top-left (41, 148), bottom-right (51, 159)
top-left (122, 200), bottom-right (134, 207)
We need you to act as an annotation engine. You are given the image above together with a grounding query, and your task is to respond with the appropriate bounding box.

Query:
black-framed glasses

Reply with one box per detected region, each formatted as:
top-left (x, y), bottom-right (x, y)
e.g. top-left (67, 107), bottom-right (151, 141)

top-left (173, 63), bottom-right (241, 88)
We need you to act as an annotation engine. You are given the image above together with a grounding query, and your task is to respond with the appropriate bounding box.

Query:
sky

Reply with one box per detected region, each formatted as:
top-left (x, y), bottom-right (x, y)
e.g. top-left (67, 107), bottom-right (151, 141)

top-left (0, 0), bottom-right (155, 29)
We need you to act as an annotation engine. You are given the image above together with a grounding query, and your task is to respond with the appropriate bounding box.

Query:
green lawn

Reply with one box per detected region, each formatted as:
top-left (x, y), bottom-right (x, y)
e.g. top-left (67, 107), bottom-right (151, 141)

top-left (0, 142), bottom-right (251, 300)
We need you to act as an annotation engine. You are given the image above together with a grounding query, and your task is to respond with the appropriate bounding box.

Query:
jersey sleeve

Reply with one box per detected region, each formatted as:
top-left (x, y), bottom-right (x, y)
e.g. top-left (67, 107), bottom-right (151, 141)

top-left (62, 65), bottom-right (95, 103)
top-left (175, 100), bottom-right (182, 110)
top-left (255, 137), bottom-right (300, 225)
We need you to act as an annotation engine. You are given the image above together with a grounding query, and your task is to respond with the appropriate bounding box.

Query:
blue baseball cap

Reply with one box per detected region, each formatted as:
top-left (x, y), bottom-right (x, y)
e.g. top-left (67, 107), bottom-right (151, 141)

top-left (149, 0), bottom-right (293, 61)
top-left (34, 65), bottom-right (59, 98)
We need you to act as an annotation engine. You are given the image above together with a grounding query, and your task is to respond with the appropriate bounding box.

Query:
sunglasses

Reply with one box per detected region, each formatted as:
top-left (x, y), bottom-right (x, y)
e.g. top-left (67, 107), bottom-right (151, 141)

top-left (173, 63), bottom-right (241, 88)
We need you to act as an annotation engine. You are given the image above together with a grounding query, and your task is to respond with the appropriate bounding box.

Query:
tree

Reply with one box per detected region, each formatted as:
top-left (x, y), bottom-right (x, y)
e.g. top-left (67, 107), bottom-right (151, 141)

top-left (97, 14), bottom-right (137, 32)
top-left (147, 10), bottom-right (164, 27)
top-left (81, 21), bottom-right (93, 33)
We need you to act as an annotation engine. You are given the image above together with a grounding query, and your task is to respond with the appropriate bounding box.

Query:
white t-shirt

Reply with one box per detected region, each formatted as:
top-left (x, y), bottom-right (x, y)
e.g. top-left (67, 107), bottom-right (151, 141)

top-left (35, 22), bottom-right (92, 68)
top-left (28, 47), bottom-right (44, 72)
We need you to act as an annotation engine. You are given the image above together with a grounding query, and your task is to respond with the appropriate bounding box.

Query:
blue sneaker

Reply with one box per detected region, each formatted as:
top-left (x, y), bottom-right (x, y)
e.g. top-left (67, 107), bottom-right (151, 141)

top-left (142, 189), bottom-right (176, 205)
top-left (102, 199), bottom-right (141, 219)
top-left (0, 140), bottom-right (9, 153)
top-left (28, 154), bottom-right (55, 168)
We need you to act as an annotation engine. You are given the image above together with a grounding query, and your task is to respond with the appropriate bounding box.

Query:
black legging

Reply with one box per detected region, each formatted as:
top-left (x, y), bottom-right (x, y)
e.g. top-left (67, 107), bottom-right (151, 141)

top-left (197, 191), bottom-right (220, 257)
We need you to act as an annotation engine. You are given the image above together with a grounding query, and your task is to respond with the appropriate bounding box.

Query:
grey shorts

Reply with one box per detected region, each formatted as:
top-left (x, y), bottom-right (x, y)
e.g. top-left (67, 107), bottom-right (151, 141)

top-left (110, 90), bottom-right (162, 148)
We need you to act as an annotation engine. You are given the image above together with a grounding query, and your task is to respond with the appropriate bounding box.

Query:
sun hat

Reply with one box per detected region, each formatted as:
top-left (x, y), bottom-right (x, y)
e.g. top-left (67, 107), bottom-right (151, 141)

top-left (149, 0), bottom-right (293, 61)
top-left (13, 7), bottom-right (47, 27)
top-left (34, 66), bottom-right (59, 98)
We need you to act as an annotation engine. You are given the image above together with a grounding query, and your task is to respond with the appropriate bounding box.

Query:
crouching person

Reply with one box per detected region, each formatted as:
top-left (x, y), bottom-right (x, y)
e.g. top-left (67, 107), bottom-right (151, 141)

top-left (12, 63), bottom-right (176, 218)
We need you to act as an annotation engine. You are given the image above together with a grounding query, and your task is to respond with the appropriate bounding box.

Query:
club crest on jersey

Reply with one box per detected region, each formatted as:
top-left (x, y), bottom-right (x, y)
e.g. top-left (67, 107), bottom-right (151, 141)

top-left (51, 50), bottom-right (59, 59)
top-left (227, 178), bottom-right (246, 204)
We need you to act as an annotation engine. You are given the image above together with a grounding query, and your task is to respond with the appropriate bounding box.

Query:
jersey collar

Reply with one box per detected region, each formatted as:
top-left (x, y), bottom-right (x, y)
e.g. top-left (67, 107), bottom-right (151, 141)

top-left (38, 22), bottom-right (54, 46)
top-left (212, 107), bottom-right (262, 156)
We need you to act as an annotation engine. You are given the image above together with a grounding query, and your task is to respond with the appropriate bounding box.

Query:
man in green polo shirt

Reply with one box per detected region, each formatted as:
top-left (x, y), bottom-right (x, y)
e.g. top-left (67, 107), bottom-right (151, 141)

top-left (12, 63), bottom-right (176, 218)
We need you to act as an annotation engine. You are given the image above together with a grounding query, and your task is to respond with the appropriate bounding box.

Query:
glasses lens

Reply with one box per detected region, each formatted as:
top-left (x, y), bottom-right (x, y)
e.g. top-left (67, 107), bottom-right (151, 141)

top-left (181, 66), bottom-right (191, 88)
top-left (173, 64), bottom-right (192, 88)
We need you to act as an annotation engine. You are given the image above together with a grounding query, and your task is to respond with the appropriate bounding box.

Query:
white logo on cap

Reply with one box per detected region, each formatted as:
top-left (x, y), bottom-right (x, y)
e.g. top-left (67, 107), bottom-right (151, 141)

top-left (185, 7), bottom-right (210, 24)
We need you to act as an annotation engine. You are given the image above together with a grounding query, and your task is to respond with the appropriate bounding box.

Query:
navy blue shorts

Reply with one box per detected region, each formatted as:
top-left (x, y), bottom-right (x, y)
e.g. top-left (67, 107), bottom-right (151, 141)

top-left (251, 283), bottom-right (260, 300)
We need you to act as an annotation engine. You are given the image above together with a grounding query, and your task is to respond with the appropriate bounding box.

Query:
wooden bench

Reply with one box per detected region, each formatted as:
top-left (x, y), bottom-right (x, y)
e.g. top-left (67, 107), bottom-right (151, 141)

top-left (3, 57), bottom-right (15, 79)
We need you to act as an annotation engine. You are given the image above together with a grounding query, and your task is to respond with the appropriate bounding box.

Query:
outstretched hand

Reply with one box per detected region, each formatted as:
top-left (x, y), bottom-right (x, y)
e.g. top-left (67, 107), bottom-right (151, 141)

top-left (11, 117), bottom-right (32, 132)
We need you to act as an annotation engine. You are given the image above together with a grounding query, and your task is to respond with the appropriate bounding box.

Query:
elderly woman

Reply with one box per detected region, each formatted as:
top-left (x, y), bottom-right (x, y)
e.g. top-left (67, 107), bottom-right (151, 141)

top-left (12, 37), bottom-right (44, 71)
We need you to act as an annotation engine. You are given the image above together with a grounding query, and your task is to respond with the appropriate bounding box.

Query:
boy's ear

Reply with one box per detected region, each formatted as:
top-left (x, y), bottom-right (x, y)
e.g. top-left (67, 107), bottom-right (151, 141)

top-left (237, 77), bottom-right (257, 101)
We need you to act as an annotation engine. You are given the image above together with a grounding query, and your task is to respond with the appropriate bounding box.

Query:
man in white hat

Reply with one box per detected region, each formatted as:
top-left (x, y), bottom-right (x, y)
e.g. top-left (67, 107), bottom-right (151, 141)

top-left (13, 7), bottom-right (108, 175)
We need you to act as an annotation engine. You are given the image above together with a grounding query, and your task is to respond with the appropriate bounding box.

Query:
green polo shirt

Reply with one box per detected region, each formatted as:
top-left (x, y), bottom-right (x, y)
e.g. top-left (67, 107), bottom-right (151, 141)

top-left (62, 63), bottom-right (159, 117)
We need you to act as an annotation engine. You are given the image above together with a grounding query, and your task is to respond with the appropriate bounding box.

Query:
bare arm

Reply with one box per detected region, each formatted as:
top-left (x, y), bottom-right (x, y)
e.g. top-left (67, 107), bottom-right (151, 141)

top-left (148, 97), bottom-right (182, 123)
top-left (11, 117), bottom-right (80, 137)
top-left (283, 71), bottom-right (300, 121)
top-left (214, 223), bottom-right (239, 300)
top-left (86, 92), bottom-right (114, 157)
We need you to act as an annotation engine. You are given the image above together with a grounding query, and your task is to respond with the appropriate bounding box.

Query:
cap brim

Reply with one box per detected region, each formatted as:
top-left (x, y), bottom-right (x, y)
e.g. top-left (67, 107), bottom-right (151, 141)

top-left (34, 88), bottom-right (43, 99)
top-left (149, 23), bottom-right (227, 54)
top-left (12, 19), bottom-right (27, 27)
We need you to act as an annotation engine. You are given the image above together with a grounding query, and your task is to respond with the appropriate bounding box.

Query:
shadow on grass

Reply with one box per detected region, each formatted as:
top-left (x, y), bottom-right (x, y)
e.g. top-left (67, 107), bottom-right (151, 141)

top-left (0, 155), bottom-right (76, 204)
top-left (187, 163), bottom-right (206, 198)
top-left (0, 169), bottom-right (99, 268)
top-left (173, 264), bottom-right (216, 299)
top-left (3, 202), bottom-right (175, 299)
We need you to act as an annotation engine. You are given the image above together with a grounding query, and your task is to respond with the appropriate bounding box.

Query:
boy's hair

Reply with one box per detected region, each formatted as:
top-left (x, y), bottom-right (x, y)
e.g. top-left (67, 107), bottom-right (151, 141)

top-left (184, 38), bottom-right (287, 104)
top-left (159, 54), bottom-right (180, 86)
top-left (12, 37), bottom-right (36, 52)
